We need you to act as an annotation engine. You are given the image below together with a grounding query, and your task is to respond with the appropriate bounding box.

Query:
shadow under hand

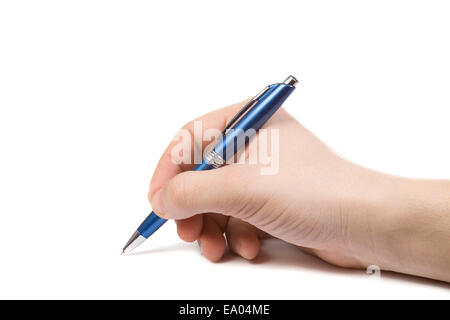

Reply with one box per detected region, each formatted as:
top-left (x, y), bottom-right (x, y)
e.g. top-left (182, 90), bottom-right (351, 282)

top-left (238, 238), bottom-right (449, 288)
top-left (221, 238), bottom-right (356, 276)
top-left (128, 238), bottom-right (450, 288)
top-left (128, 242), bottom-right (198, 256)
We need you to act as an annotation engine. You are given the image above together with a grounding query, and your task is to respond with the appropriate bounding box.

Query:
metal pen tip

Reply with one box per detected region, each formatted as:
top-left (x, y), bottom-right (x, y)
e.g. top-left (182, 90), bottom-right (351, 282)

top-left (122, 230), bottom-right (147, 255)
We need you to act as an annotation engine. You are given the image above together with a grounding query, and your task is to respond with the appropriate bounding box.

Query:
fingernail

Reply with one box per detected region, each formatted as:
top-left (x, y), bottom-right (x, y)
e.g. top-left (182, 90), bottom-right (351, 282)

top-left (151, 189), bottom-right (167, 218)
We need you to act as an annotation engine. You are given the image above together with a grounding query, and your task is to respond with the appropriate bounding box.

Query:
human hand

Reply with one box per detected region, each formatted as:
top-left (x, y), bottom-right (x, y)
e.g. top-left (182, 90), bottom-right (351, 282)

top-left (148, 100), bottom-right (450, 282)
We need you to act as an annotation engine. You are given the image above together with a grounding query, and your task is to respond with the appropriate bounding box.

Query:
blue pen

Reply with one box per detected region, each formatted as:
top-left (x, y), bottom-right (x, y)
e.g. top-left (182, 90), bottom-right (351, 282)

top-left (122, 75), bottom-right (298, 254)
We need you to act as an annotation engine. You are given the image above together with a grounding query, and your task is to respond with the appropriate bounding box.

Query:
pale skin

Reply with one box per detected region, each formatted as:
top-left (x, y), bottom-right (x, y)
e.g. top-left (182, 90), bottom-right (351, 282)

top-left (148, 100), bottom-right (450, 283)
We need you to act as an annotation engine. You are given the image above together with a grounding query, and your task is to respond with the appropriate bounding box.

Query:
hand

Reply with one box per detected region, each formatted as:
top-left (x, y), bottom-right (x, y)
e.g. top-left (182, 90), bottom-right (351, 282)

top-left (148, 100), bottom-right (450, 282)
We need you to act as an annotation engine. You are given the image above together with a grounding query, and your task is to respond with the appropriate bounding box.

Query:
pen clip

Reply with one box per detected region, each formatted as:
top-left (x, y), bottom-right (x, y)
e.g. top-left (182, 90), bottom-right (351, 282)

top-left (221, 86), bottom-right (270, 135)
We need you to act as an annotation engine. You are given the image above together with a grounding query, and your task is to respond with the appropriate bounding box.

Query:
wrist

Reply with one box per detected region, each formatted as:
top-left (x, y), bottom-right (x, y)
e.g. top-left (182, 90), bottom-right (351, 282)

top-left (347, 171), bottom-right (450, 281)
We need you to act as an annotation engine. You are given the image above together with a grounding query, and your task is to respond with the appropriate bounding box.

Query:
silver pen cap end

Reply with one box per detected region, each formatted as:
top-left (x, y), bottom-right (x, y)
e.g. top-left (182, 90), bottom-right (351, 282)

top-left (283, 75), bottom-right (298, 87)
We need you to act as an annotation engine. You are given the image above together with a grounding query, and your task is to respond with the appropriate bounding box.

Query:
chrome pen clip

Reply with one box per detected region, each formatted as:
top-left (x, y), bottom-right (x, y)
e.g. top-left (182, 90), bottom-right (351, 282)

top-left (221, 86), bottom-right (270, 135)
top-left (221, 76), bottom-right (298, 135)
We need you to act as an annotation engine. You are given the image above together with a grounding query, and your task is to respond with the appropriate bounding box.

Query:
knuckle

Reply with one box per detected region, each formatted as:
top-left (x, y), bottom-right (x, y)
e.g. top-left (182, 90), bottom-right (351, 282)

top-left (182, 120), bottom-right (194, 132)
top-left (147, 191), bottom-right (153, 203)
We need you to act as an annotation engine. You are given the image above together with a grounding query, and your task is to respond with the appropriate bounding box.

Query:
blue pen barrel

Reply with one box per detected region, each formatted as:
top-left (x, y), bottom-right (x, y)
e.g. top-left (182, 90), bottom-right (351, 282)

top-left (137, 80), bottom-right (296, 240)
top-left (137, 213), bottom-right (167, 238)
top-left (213, 83), bottom-right (295, 161)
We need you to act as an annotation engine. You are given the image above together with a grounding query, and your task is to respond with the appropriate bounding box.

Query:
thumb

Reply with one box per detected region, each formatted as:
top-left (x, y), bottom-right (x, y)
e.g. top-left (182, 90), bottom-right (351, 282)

top-left (149, 166), bottom-right (248, 220)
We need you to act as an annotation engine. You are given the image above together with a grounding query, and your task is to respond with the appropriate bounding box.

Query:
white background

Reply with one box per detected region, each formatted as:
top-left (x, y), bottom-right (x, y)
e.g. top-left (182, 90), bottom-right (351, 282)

top-left (0, 1), bottom-right (449, 299)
